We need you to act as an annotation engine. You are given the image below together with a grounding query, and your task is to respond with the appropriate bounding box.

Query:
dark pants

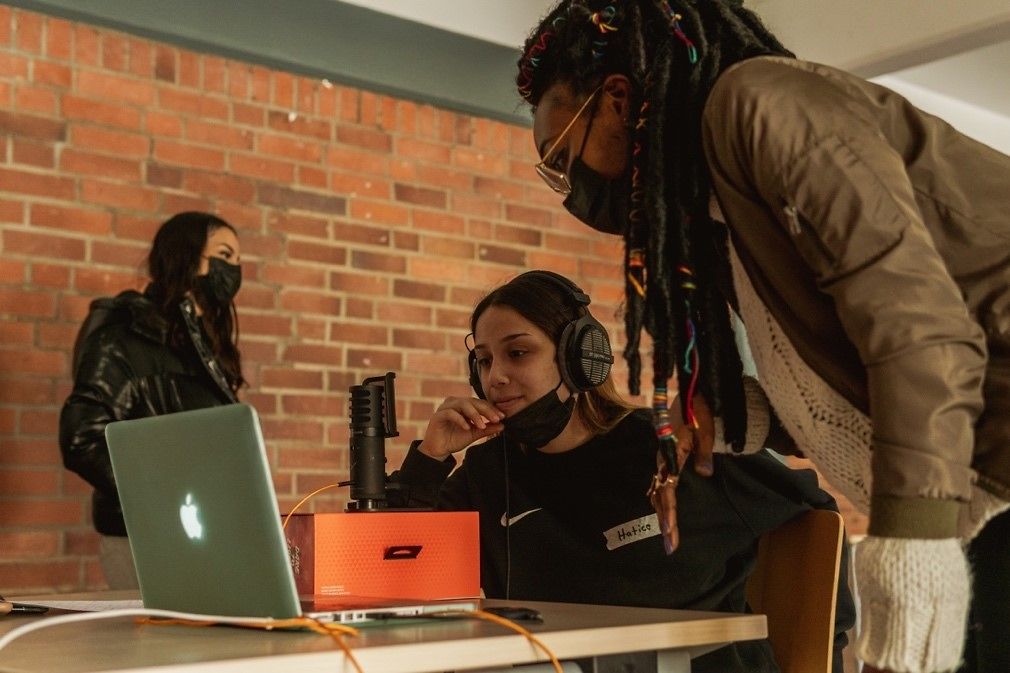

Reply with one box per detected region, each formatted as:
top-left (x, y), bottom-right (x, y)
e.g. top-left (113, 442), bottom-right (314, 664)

top-left (958, 507), bottom-right (1010, 673)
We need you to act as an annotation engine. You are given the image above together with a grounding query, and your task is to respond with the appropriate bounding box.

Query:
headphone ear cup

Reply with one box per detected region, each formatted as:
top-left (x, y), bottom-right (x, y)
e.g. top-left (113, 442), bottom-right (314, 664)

top-left (558, 316), bottom-right (614, 392)
top-left (576, 321), bottom-right (614, 389)
top-left (468, 350), bottom-right (486, 399)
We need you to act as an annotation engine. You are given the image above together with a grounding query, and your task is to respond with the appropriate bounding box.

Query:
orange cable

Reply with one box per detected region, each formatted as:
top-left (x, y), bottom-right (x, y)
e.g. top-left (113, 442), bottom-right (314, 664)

top-left (138, 609), bottom-right (561, 673)
top-left (432, 609), bottom-right (563, 673)
top-left (282, 483), bottom-right (343, 530)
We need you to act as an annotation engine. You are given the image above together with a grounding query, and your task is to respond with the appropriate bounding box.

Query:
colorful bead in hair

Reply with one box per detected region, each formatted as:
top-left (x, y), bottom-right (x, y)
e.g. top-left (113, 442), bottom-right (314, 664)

top-left (677, 264), bottom-right (701, 428)
top-left (659, 2), bottom-right (699, 64)
top-left (591, 38), bottom-right (607, 61)
top-left (652, 386), bottom-right (679, 476)
top-left (589, 6), bottom-right (618, 61)
top-left (627, 247), bottom-right (647, 298)
top-left (517, 16), bottom-right (566, 100)
top-left (625, 94), bottom-right (650, 294)
top-left (590, 6), bottom-right (618, 33)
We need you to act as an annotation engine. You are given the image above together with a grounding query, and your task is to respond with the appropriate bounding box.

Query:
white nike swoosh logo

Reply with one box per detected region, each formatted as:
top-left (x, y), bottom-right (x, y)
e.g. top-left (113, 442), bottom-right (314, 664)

top-left (500, 508), bottom-right (543, 527)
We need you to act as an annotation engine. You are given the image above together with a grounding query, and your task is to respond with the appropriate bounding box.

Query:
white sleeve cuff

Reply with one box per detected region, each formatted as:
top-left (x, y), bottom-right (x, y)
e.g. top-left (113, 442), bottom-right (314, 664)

top-left (853, 536), bottom-right (969, 673)
top-left (712, 376), bottom-right (770, 455)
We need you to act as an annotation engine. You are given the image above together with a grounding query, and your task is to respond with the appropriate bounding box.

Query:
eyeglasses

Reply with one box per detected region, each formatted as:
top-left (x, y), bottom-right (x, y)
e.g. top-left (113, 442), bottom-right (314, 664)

top-left (535, 86), bottom-right (603, 196)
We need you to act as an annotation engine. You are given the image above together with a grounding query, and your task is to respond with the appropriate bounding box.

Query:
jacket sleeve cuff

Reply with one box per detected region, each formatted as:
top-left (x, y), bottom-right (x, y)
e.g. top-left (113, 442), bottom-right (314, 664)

top-left (397, 440), bottom-right (456, 485)
top-left (868, 495), bottom-right (959, 538)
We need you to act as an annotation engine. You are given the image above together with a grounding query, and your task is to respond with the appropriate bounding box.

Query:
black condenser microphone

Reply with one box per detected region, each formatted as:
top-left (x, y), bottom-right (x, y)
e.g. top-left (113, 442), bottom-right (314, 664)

top-left (347, 372), bottom-right (399, 512)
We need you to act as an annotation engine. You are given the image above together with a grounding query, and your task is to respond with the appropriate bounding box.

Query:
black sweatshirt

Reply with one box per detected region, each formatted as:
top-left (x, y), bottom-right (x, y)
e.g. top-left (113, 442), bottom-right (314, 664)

top-left (392, 410), bottom-right (855, 673)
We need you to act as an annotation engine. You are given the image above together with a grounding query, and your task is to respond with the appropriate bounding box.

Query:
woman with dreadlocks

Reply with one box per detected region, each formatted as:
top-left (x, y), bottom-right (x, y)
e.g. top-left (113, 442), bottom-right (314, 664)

top-left (516, 2), bottom-right (1010, 673)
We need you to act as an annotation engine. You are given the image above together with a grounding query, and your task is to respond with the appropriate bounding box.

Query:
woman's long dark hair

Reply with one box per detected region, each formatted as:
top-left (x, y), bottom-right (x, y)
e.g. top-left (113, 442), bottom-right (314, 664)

top-left (146, 211), bottom-right (244, 392)
top-left (516, 0), bottom-right (791, 449)
top-left (471, 272), bottom-right (636, 435)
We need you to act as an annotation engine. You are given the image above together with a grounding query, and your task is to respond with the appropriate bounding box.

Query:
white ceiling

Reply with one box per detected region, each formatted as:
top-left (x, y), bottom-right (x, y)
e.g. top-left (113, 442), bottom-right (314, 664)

top-left (875, 38), bottom-right (1010, 154)
top-left (340, 0), bottom-right (1010, 153)
top-left (747, 0), bottom-right (1010, 152)
top-left (887, 39), bottom-right (1010, 117)
top-left (337, 0), bottom-right (551, 48)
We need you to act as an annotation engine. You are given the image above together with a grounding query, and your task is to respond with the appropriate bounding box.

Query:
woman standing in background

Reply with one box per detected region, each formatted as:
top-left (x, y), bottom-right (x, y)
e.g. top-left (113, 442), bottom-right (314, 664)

top-left (60, 211), bottom-right (244, 589)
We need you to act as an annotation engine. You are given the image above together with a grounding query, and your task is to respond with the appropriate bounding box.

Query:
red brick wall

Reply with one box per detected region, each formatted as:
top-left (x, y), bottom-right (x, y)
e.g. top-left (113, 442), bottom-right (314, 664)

top-left (0, 7), bottom-right (863, 594)
top-left (0, 6), bottom-right (638, 593)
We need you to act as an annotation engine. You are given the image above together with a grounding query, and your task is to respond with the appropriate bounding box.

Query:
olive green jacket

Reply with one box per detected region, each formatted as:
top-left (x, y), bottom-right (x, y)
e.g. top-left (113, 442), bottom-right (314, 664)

top-left (701, 56), bottom-right (1010, 539)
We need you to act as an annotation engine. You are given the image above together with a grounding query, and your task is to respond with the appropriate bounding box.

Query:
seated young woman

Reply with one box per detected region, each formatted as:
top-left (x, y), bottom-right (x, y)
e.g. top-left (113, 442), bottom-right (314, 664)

top-left (391, 270), bottom-right (854, 673)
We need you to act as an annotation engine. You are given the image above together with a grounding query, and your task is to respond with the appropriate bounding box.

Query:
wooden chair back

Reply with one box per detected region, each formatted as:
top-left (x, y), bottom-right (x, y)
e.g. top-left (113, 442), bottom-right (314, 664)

top-left (745, 509), bottom-right (844, 673)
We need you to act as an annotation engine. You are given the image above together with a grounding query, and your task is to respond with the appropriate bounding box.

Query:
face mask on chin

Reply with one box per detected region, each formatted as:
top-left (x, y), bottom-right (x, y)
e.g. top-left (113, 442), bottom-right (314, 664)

top-left (562, 156), bottom-right (630, 236)
top-left (196, 256), bottom-right (242, 306)
top-left (502, 381), bottom-right (576, 449)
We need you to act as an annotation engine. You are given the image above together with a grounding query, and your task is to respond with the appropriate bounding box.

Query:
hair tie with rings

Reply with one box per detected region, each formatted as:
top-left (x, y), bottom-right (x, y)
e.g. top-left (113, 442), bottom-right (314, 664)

top-left (646, 464), bottom-right (677, 502)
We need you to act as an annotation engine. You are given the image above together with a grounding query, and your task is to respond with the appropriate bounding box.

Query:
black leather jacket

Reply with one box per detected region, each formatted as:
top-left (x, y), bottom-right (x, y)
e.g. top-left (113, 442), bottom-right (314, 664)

top-left (59, 289), bottom-right (237, 535)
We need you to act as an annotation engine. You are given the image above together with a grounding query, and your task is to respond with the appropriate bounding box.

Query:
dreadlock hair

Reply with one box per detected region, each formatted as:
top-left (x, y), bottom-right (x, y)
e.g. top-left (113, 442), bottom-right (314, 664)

top-left (516, 1), bottom-right (792, 451)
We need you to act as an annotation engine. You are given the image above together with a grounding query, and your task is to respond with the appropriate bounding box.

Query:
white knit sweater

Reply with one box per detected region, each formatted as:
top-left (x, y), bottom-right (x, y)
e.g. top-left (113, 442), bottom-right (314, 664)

top-left (725, 240), bottom-right (1006, 672)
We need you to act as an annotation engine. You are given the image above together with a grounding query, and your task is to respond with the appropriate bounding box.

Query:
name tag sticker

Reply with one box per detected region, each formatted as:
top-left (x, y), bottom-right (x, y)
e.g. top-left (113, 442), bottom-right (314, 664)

top-left (603, 513), bottom-right (661, 550)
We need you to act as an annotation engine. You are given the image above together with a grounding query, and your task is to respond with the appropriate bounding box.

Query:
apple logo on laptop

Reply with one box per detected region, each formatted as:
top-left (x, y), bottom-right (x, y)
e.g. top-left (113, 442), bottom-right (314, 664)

top-left (179, 493), bottom-right (204, 540)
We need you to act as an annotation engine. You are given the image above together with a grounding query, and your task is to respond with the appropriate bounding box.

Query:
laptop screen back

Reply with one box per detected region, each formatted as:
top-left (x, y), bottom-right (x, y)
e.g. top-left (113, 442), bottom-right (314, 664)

top-left (106, 404), bottom-right (302, 619)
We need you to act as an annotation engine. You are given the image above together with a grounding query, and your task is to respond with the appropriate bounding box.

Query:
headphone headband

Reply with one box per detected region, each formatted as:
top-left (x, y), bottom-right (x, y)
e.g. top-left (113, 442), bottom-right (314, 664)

top-left (512, 270), bottom-right (591, 309)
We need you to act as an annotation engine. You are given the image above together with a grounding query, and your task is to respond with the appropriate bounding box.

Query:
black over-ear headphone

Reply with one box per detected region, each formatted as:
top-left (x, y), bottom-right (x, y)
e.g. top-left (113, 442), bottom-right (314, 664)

top-left (468, 270), bottom-right (614, 399)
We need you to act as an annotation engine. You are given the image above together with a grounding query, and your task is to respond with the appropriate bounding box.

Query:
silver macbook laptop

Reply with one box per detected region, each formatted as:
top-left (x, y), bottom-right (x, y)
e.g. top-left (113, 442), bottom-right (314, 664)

top-left (105, 403), bottom-right (477, 624)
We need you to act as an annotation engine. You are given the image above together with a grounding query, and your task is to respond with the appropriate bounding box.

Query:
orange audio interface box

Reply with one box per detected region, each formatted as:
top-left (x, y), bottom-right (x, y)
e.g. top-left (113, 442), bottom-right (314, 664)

top-left (283, 511), bottom-right (480, 600)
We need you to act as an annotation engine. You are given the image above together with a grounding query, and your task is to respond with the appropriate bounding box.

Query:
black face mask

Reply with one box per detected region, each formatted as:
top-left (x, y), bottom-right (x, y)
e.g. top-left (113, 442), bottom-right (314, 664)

top-left (502, 381), bottom-right (576, 449)
top-left (197, 257), bottom-right (242, 305)
top-left (562, 157), bottom-right (630, 236)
